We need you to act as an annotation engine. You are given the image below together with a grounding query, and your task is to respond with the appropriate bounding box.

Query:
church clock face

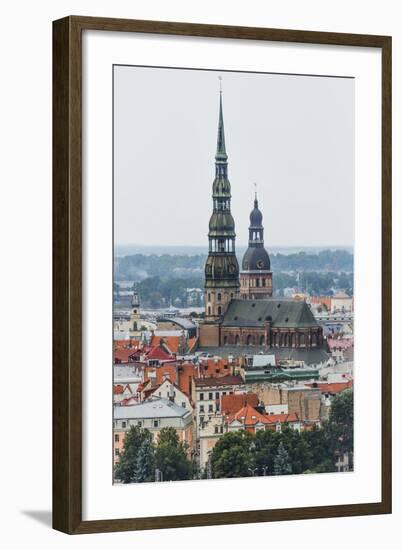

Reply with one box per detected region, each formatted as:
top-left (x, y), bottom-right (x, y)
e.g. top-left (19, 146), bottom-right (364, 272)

top-left (256, 259), bottom-right (264, 269)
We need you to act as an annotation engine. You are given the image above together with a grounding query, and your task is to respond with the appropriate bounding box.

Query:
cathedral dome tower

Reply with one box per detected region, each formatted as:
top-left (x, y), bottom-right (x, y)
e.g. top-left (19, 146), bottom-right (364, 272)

top-left (240, 193), bottom-right (273, 299)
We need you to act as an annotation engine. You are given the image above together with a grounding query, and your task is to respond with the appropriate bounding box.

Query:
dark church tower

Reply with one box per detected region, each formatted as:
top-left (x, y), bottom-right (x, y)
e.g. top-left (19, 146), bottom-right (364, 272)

top-left (240, 194), bottom-right (273, 299)
top-left (204, 89), bottom-right (240, 321)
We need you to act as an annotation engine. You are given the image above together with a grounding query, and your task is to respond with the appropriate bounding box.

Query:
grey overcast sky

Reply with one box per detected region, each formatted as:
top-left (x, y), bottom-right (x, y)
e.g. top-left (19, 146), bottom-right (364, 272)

top-left (114, 65), bottom-right (354, 248)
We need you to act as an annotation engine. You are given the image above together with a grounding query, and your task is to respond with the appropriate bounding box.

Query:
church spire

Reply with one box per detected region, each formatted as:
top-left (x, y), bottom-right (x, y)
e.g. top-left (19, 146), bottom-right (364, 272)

top-left (204, 82), bottom-right (239, 321)
top-left (216, 81), bottom-right (227, 160)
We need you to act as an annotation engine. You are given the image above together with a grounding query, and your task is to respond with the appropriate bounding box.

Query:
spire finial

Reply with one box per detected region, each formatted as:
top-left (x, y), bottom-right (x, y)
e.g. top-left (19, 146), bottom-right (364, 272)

top-left (254, 183), bottom-right (258, 207)
top-left (216, 77), bottom-right (227, 158)
top-left (219, 75), bottom-right (222, 94)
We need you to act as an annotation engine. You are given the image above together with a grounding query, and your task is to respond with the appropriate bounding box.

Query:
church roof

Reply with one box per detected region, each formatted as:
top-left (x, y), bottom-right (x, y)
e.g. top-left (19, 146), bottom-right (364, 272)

top-left (221, 298), bottom-right (320, 329)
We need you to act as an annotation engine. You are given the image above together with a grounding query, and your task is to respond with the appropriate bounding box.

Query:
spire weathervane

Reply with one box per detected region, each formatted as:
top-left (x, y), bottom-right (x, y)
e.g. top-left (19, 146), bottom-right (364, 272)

top-left (254, 182), bottom-right (258, 206)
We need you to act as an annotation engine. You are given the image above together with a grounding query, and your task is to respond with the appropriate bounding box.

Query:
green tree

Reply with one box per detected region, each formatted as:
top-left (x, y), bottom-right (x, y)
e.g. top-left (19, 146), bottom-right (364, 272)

top-left (210, 431), bottom-right (255, 478)
top-left (135, 436), bottom-right (155, 483)
top-left (326, 389), bottom-right (354, 468)
top-left (157, 426), bottom-right (180, 446)
top-left (155, 427), bottom-right (192, 481)
top-left (253, 429), bottom-right (281, 475)
top-left (114, 426), bottom-right (155, 483)
top-left (279, 427), bottom-right (312, 474)
top-left (273, 442), bottom-right (292, 476)
top-left (301, 425), bottom-right (335, 472)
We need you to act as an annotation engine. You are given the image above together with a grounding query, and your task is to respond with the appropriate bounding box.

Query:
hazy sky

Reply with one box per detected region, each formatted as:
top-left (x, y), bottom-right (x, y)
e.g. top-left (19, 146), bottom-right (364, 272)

top-left (114, 65), bottom-right (354, 248)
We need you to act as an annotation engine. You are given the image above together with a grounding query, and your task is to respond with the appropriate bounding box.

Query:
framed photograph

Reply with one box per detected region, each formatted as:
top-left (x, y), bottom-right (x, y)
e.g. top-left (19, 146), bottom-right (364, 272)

top-left (53, 16), bottom-right (392, 534)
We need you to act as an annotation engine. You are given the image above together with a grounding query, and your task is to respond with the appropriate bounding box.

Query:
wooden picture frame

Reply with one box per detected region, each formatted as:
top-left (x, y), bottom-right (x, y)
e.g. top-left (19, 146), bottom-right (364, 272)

top-left (53, 15), bottom-right (392, 534)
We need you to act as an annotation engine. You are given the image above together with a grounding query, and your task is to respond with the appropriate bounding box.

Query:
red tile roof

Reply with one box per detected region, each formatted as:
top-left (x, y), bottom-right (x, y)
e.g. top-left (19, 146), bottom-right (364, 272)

top-left (114, 338), bottom-right (141, 350)
top-left (145, 345), bottom-right (176, 361)
top-left (226, 405), bottom-right (269, 426)
top-left (306, 380), bottom-right (353, 394)
top-left (120, 396), bottom-right (138, 406)
top-left (143, 364), bottom-right (178, 387)
top-left (220, 393), bottom-right (259, 415)
top-left (187, 336), bottom-right (198, 353)
top-left (113, 348), bottom-right (137, 363)
top-left (226, 405), bottom-right (299, 427)
top-left (113, 384), bottom-right (133, 395)
top-left (150, 335), bottom-right (181, 354)
top-left (266, 413), bottom-right (299, 424)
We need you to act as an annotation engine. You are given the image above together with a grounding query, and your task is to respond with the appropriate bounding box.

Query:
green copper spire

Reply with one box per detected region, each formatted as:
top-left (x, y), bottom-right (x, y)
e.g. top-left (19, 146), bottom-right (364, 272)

top-left (216, 85), bottom-right (227, 161)
top-left (204, 82), bottom-right (240, 321)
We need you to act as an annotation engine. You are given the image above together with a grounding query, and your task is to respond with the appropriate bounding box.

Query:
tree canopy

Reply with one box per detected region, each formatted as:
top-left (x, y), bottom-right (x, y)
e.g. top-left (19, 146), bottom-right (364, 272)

top-left (209, 391), bottom-right (353, 478)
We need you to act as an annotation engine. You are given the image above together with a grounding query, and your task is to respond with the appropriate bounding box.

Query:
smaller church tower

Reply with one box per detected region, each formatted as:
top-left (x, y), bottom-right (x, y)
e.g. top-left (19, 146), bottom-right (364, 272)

top-left (240, 193), bottom-right (273, 299)
top-left (130, 288), bottom-right (141, 333)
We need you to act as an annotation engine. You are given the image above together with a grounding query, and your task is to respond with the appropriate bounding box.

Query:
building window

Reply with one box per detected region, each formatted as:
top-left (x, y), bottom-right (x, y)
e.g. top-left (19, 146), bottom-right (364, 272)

top-left (181, 402), bottom-right (186, 408)
top-left (223, 335), bottom-right (228, 345)
top-left (153, 420), bottom-right (159, 428)
top-left (199, 405), bottom-right (205, 413)
top-left (115, 448), bottom-right (120, 456)
top-left (209, 392), bottom-right (213, 400)
top-left (218, 306), bottom-right (222, 315)
top-left (122, 421), bottom-right (126, 428)
top-left (114, 434), bottom-right (119, 442)
top-left (216, 392), bottom-right (220, 400)
top-left (208, 404), bottom-right (213, 412)
top-left (217, 292), bottom-right (222, 301)
top-left (208, 293), bottom-right (211, 301)
top-left (262, 278), bottom-right (266, 287)
top-left (215, 426), bottom-right (219, 434)
top-left (137, 421), bottom-right (142, 427)
top-left (208, 306), bottom-right (211, 315)
top-left (200, 392), bottom-right (204, 401)
top-left (235, 334), bottom-right (240, 346)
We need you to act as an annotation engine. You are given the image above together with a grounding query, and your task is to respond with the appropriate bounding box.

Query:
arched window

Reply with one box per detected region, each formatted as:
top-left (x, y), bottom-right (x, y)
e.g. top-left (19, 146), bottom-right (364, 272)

top-left (259, 335), bottom-right (265, 346)
top-left (299, 333), bottom-right (306, 347)
top-left (208, 306), bottom-right (211, 316)
top-left (208, 293), bottom-right (211, 301)
top-left (223, 335), bottom-right (228, 345)
top-left (246, 334), bottom-right (253, 346)
top-left (218, 306), bottom-right (222, 315)
top-left (256, 279), bottom-right (260, 287)
top-left (235, 334), bottom-right (240, 346)
top-left (133, 322), bottom-right (137, 331)
top-left (217, 292), bottom-right (222, 301)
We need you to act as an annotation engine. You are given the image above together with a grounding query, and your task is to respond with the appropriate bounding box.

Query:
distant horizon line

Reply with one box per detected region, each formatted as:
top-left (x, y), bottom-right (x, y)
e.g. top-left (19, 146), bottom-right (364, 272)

top-left (115, 243), bottom-right (354, 249)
